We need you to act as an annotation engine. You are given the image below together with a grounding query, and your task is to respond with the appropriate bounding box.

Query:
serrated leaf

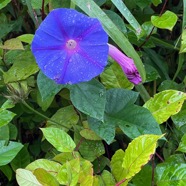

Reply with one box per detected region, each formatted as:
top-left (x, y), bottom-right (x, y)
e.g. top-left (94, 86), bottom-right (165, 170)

top-left (41, 127), bottom-right (76, 152)
top-left (144, 90), bottom-right (186, 124)
top-left (100, 62), bottom-right (133, 89)
top-left (37, 71), bottom-right (63, 101)
top-left (177, 134), bottom-right (186, 153)
top-left (0, 109), bottom-right (16, 127)
top-left (16, 169), bottom-right (42, 186)
top-left (34, 168), bottom-right (59, 186)
top-left (17, 34), bottom-right (34, 44)
top-left (0, 140), bottom-right (23, 166)
top-left (0, 38), bottom-right (24, 50)
top-left (180, 29), bottom-right (186, 53)
top-left (111, 149), bottom-right (129, 185)
top-left (155, 163), bottom-right (186, 186)
top-left (47, 106), bottom-right (79, 131)
top-left (26, 159), bottom-right (61, 177)
top-left (70, 79), bottom-right (106, 121)
top-left (3, 51), bottom-right (39, 83)
top-left (56, 158), bottom-right (80, 186)
top-left (151, 10), bottom-right (178, 31)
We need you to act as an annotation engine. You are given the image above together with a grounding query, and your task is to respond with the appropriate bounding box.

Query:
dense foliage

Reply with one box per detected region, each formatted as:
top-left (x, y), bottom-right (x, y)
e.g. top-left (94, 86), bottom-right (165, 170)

top-left (0, 0), bottom-right (186, 185)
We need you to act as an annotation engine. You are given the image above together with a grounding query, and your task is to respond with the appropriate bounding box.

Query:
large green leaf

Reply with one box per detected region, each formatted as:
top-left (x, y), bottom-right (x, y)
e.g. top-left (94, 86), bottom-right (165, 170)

top-left (155, 163), bottom-right (186, 186)
top-left (3, 51), bottom-right (39, 83)
top-left (0, 140), bottom-right (23, 166)
top-left (122, 134), bottom-right (163, 179)
top-left (89, 89), bottom-right (162, 144)
top-left (151, 10), bottom-right (178, 31)
top-left (100, 62), bottom-right (133, 89)
top-left (56, 158), bottom-right (80, 185)
top-left (16, 169), bottom-right (42, 186)
top-left (71, 0), bottom-right (146, 81)
top-left (144, 90), bottom-right (186, 124)
top-left (47, 105), bottom-right (79, 131)
top-left (70, 79), bottom-right (106, 121)
top-left (0, 0), bottom-right (11, 10)
top-left (26, 159), bottom-right (61, 177)
top-left (41, 127), bottom-right (76, 152)
top-left (37, 71), bottom-right (63, 101)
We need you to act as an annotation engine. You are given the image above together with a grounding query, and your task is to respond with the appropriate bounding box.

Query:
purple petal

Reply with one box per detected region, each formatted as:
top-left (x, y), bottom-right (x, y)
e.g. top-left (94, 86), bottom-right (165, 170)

top-left (108, 44), bottom-right (142, 85)
top-left (31, 8), bottom-right (108, 84)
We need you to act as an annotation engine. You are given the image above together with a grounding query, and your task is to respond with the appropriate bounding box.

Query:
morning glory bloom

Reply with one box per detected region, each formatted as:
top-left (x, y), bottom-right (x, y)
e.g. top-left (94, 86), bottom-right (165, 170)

top-left (31, 8), bottom-right (141, 85)
top-left (108, 44), bottom-right (142, 85)
top-left (31, 8), bottom-right (108, 84)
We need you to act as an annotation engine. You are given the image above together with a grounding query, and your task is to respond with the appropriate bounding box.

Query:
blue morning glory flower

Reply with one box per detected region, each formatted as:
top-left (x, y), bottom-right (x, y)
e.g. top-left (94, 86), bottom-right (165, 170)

top-left (31, 8), bottom-right (109, 84)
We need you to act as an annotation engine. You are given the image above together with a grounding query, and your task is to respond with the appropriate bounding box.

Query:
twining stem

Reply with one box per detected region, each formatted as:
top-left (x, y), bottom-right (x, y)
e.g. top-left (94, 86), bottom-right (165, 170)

top-left (22, 101), bottom-right (73, 131)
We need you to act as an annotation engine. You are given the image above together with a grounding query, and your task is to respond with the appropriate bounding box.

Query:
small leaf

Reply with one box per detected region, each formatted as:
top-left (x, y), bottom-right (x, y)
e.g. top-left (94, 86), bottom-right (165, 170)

top-left (0, 109), bottom-right (16, 127)
top-left (16, 169), bottom-right (42, 186)
top-left (122, 134), bottom-right (163, 180)
top-left (152, 0), bottom-right (162, 6)
top-left (17, 34), bottom-right (34, 44)
top-left (151, 10), bottom-right (178, 31)
top-left (180, 29), bottom-right (186, 53)
top-left (100, 62), bottom-right (133, 89)
top-left (0, 140), bottom-right (23, 166)
top-left (47, 106), bottom-right (79, 131)
top-left (0, 38), bottom-right (24, 50)
top-left (26, 159), bottom-right (61, 177)
top-left (41, 127), bottom-right (76, 152)
top-left (0, 0), bottom-right (11, 9)
top-left (37, 71), bottom-right (63, 101)
top-left (70, 79), bottom-right (106, 121)
top-left (144, 90), bottom-right (186, 124)
top-left (3, 51), bottom-right (39, 83)
top-left (80, 129), bottom-right (102, 140)
top-left (34, 168), bottom-right (59, 186)
top-left (177, 134), bottom-right (186, 153)
top-left (111, 149), bottom-right (129, 184)
top-left (56, 158), bottom-right (80, 185)
top-left (101, 170), bottom-right (116, 185)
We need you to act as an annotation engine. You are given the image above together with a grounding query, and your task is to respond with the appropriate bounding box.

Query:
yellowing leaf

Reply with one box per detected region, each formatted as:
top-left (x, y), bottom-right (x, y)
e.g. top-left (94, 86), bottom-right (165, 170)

top-left (80, 128), bottom-right (102, 140)
top-left (41, 127), bottom-right (76, 152)
top-left (16, 169), bottom-right (42, 186)
top-left (0, 38), bottom-right (24, 50)
top-left (56, 158), bottom-right (80, 186)
top-left (26, 159), bottom-right (61, 177)
top-left (144, 90), bottom-right (186, 124)
top-left (151, 10), bottom-right (178, 31)
top-left (122, 134), bottom-right (163, 180)
top-left (34, 168), bottom-right (59, 186)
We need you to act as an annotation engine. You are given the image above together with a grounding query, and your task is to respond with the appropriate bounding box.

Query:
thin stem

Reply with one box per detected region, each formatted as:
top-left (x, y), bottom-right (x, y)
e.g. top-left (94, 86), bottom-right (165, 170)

top-left (41, 0), bottom-right (45, 20)
top-left (115, 178), bottom-right (127, 186)
top-left (135, 84), bottom-right (151, 102)
top-left (74, 137), bottom-right (84, 151)
top-left (22, 101), bottom-right (73, 131)
top-left (151, 155), bottom-right (155, 186)
top-left (155, 152), bottom-right (164, 162)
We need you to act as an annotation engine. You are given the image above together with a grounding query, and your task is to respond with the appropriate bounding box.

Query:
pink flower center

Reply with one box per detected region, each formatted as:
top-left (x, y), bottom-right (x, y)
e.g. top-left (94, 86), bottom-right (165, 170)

top-left (66, 39), bottom-right (77, 50)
